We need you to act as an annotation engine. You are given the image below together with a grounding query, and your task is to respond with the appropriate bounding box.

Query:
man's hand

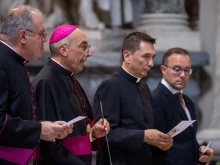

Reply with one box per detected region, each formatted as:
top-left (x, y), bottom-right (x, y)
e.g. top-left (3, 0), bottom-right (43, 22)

top-left (144, 129), bottom-right (173, 151)
top-left (199, 145), bottom-right (214, 163)
top-left (40, 121), bottom-right (73, 141)
top-left (92, 118), bottom-right (110, 138)
top-left (54, 121), bottom-right (73, 139)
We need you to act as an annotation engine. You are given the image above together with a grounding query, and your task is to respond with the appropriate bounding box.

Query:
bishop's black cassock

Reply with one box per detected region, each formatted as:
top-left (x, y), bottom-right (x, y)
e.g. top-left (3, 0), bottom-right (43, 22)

top-left (93, 68), bottom-right (154, 165)
top-left (0, 41), bottom-right (41, 165)
top-left (32, 59), bottom-right (99, 165)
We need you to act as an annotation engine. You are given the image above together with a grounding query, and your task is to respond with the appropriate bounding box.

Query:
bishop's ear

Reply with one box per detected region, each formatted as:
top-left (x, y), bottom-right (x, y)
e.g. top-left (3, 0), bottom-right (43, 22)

top-left (59, 45), bottom-right (68, 57)
top-left (122, 50), bottom-right (131, 64)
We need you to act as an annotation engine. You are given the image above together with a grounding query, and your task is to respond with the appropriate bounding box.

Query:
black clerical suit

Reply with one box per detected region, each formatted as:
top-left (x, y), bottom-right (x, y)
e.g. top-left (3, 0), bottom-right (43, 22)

top-left (152, 82), bottom-right (199, 165)
top-left (93, 68), bottom-right (154, 165)
top-left (32, 59), bottom-right (98, 165)
top-left (0, 41), bottom-right (41, 165)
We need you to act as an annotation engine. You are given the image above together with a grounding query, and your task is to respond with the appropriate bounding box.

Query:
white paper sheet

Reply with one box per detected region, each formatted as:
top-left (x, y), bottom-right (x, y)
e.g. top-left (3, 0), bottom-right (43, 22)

top-left (167, 120), bottom-right (196, 137)
top-left (202, 141), bottom-right (212, 155)
top-left (62, 116), bottom-right (87, 126)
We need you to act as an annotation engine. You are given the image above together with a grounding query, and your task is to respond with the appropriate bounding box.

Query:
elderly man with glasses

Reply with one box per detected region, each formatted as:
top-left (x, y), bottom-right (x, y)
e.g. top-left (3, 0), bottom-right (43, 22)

top-left (152, 47), bottom-right (214, 165)
top-left (32, 24), bottom-right (110, 165)
top-left (0, 5), bottom-right (73, 165)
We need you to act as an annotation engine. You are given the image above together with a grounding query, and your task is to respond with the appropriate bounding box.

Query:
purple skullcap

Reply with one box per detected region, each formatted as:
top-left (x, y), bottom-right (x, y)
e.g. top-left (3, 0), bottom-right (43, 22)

top-left (49, 24), bottom-right (77, 44)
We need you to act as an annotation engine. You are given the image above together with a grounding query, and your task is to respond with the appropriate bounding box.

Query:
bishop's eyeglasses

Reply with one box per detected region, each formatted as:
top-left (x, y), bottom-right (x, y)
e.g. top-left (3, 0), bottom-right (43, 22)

top-left (164, 65), bottom-right (192, 75)
top-left (63, 42), bottom-right (91, 52)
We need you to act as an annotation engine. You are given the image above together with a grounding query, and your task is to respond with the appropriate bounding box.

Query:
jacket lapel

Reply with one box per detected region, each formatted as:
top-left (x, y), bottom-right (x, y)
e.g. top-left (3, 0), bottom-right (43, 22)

top-left (158, 83), bottom-right (189, 120)
top-left (158, 83), bottom-right (195, 135)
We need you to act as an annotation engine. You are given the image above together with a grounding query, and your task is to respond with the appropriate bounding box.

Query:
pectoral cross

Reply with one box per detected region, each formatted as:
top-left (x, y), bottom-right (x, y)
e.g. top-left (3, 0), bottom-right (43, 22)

top-left (86, 124), bottom-right (93, 142)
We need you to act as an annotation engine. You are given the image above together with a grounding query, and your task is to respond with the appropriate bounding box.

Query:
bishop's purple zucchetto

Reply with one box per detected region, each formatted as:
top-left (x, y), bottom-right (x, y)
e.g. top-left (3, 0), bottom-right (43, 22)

top-left (49, 24), bottom-right (77, 44)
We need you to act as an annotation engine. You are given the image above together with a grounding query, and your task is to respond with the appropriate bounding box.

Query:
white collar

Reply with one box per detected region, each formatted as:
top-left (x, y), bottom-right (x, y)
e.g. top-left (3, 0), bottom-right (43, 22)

top-left (51, 58), bottom-right (74, 75)
top-left (0, 40), bottom-right (16, 52)
top-left (123, 68), bottom-right (142, 83)
top-left (161, 79), bottom-right (183, 94)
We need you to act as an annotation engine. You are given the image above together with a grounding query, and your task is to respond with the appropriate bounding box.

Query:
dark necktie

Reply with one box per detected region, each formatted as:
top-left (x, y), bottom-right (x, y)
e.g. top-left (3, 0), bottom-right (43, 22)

top-left (175, 92), bottom-right (191, 120)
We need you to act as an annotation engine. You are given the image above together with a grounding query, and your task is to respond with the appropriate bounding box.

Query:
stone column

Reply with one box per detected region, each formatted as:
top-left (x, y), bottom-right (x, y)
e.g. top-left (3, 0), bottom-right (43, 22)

top-left (138, 0), bottom-right (202, 51)
top-left (139, 0), bottom-right (189, 31)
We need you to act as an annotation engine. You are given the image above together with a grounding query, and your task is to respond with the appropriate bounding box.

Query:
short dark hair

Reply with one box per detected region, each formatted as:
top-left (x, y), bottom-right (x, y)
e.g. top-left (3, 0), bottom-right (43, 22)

top-left (122, 32), bottom-right (156, 55)
top-left (162, 47), bottom-right (191, 65)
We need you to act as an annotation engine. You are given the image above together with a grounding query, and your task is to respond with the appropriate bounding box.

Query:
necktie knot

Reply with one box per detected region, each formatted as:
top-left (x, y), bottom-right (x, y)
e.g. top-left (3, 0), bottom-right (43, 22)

top-left (175, 92), bottom-right (183, 101)
top-left (174, 92), bottom-right (185, 108)
top-left (174, 92), bottom-right (192, 120)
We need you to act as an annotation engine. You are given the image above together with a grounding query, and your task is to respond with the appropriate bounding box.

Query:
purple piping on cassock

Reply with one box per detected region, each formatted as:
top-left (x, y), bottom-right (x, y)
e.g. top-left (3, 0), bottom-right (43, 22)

top-left (0, 114), bottom-right (8, 134)
top-left (23, 62), bottom-right (36, 121)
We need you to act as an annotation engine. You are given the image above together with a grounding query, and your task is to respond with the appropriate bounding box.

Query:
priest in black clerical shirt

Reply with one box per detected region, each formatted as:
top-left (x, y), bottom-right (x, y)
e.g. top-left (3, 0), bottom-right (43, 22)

top-left (93, 32), bottom-right (173, 165)
top-left (32, 24), bottom-right (110, 165)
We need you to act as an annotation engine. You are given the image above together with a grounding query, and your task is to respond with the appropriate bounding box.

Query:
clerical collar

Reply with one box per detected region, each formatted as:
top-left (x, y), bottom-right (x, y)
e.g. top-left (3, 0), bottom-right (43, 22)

top-left (0, 40), bottom-right (15, 52)
top-left (122, 68), bottom-right (142, 83)
top-left (120, 68), bottom-right (142, 83)
top-left (0, 40), bottom-right (27, 65)
top-left (161, 79), bottom-right (183, 94)
top-left (50, 58), bottom-right (73, 76)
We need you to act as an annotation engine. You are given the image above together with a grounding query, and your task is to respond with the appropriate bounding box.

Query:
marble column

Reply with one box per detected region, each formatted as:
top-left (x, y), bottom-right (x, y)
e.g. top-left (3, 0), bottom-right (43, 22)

top-left (138, 0), bottom-right (202, 51)
top-left (139, 0), bottom-right (189, 31)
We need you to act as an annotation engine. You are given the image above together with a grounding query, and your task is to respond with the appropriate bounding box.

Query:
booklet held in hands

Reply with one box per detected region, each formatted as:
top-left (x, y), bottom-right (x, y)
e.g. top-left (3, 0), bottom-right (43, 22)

top-left (167, 120), bottom-right (196, 137)
top-left (62, 116), bottom-right (87, 126)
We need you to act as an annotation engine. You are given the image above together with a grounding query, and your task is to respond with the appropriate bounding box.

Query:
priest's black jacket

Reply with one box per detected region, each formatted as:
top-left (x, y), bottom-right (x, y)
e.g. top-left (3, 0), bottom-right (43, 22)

top-left (32, 59), bottom-right (98, 165)
top-left (93, 68), bottom-right (154, 165)
top-left (0, 41), bottom-right (41, 165)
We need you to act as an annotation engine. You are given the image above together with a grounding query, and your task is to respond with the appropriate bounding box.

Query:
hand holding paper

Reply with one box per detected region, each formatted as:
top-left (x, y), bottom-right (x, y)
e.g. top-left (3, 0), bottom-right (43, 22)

top-left (199, 141), bottom-right (214, 163)
top-left (144, 129), bottom-right (173, 151)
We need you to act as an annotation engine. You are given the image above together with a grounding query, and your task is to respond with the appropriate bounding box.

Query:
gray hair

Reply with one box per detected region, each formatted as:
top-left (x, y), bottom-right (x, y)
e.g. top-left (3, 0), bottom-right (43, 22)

top-left (0, 5), bottom-right (43, 40)
top-left (50, 36), bottom-right (73, 56)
